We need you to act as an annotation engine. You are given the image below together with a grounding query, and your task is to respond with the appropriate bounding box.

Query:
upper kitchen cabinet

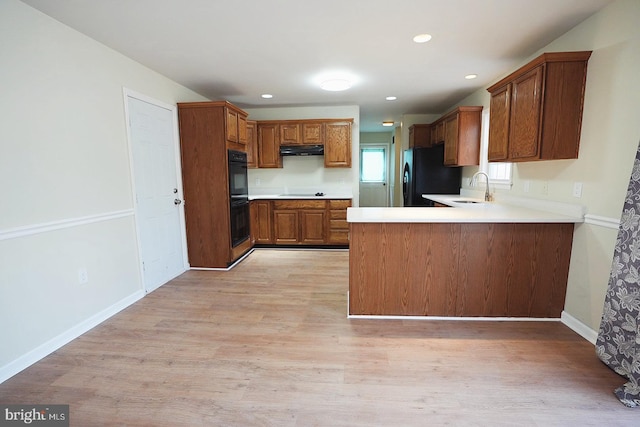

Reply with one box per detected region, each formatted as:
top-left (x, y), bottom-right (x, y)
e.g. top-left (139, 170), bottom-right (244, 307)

top-left (224, 103), bottom-right (249, 148)
top-left (487, 51), bottom-right (592, 162)
top-left (276, 121), bottom-right (325, 146)
top-left (440, 106), bottom-right (483, 166)
top-left (259, 120), bottom-right (328, 146)
top-left (179, 101), bottom-right (248, 152)
top-left (409, 124), bottom-right (431, 148)
top-left (279, 123), bottom-right (301, 145)
top-left (257, 122), bottom-right (283, 168)
top-left (324, 120), bottom-right (352, 167)
top-left (246, 120), bottom-right (258, 168)
top-left (302, 122), bottom-right (324, 144)
top-left (430, 121), bottom-right (445, 146)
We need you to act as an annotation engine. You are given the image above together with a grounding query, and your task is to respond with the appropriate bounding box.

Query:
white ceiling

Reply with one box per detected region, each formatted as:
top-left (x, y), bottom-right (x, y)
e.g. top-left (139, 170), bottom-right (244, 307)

top-left (21, 0), bottom-right (614, 131)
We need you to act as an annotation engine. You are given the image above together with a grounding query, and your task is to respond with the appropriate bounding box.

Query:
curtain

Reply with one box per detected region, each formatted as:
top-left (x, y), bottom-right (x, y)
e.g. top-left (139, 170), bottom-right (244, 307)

top-left (596, 141), bottom-right (640, 408)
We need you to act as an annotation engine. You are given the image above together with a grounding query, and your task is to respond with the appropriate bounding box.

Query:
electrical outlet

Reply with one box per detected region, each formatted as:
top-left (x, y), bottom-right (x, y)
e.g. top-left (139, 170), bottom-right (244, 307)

top-left (523, 180), bottom-right (530, 193)
top-left (573, 182), bottom-right (583, 198)
top-left (255, 178), bottom-right (261, 186)
top-left (78, 268), bottom-right (88, 285)
top-left (541, 181), bottom-right (548, 195)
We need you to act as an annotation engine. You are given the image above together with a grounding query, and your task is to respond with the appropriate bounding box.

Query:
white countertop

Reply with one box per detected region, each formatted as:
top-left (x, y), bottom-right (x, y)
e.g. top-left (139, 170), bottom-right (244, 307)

top-left (249, 194), bottom-right (352, 200)
top-left (347, 194), bottom-right (584, 224)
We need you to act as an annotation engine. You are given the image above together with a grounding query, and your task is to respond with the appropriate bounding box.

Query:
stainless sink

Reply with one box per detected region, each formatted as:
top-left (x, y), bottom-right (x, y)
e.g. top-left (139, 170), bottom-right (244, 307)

top-left (454, 200), bottom-right (481, 204)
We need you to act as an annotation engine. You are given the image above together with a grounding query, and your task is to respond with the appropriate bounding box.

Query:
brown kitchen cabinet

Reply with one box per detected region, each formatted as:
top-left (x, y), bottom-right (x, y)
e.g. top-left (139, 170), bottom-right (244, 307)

top-left (273, 210), bottom-right (298, 244)
top-left (253, 199), bottom-right (351, 246)
top-left (246, 120), bottom-right (258, 168)
top-left (250, 200), bottom-right (272, 244)
top-left (225, 105), bottom-right (248, 146)
top-left (324, 121), bottom-right (352, 167)
top-left (252, 118), bottom-right (352, 168)
top-left (443, 115), bottom-right (459, 165)
top-left (272, 200), bottom-right (326, 245)
top-left (433, 120), bottom-right (445, 145)
top-left (257, 122), bottom-right (282, 168)
top-left (349, 221), bottom-right (574, 317)
top-left (279, 123), bottom-right (301, 145)
top-left (177, 101), bottom-right (252, 268)
top-left (302, 122), bottom-right (324, 144)
top-left (440, 106), bottom-right (482, 166)
top-left (409, 124), bottom-right (431, 148)
top-left (487, 51), bottom-right (591, 162)
top-left (327, 199), bottom-right (351, 244)
top-left (271, 121), bottom-right (327, 146)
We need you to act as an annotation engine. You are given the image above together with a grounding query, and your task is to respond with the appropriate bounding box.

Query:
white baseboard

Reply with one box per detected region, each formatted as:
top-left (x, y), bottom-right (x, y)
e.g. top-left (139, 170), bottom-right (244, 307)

top-left (561, 311), bottom-right (598, 344)
top-left (0, 290), bottom-right (145, 384)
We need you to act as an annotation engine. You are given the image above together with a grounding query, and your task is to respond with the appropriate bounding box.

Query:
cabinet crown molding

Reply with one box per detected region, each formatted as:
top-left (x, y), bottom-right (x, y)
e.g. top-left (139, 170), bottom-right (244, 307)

top-left (487, 51), bottom-right (592, 92)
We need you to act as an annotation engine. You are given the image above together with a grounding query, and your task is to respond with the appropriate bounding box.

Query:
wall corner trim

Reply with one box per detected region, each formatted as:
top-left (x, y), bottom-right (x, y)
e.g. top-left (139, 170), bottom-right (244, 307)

top-left (0, 289), bottom-right (145, 384)
top-left (561, 310), bottom-right (598, 344)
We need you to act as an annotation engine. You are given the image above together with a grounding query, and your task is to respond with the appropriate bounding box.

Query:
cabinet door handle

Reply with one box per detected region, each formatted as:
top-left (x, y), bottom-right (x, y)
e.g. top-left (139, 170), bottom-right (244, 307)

top-left (174, 199), bottom-right (182, 205)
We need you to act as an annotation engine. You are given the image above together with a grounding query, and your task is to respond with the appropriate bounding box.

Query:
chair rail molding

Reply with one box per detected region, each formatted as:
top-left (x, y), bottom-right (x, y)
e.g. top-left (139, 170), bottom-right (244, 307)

top-left (0, 209), bottom-right (135, 241)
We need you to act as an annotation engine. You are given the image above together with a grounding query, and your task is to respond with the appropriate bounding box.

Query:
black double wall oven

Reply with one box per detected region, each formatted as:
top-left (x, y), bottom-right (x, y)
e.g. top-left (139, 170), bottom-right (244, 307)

top-left (228, 150), bottom-right (250, 247)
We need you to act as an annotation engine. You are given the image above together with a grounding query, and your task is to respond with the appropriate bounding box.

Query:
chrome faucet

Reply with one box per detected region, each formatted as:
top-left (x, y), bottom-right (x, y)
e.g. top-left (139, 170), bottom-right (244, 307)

top-left (471, 171), bottom-right (492, 201)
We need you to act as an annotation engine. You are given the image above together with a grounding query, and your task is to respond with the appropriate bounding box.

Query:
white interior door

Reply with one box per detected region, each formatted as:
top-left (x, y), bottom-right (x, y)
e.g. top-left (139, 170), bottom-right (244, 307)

top-left (359, 144), bottom-right (389, 207)
top-left (126, 91), bottom-right (186, 293)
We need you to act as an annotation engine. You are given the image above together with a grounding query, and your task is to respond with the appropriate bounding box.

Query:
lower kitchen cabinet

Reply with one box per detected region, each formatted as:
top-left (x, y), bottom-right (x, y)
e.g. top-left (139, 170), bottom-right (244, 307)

top-left (250, 200), bottom-right (272, 244)
top-left (328, 199), bottom-right (351, 244)
top-left (349, 222), bottom-right (574, 317)
top-left (273, 200), bottom-right (326, 245)
top-left (251, 199), bottom-right (351, 247)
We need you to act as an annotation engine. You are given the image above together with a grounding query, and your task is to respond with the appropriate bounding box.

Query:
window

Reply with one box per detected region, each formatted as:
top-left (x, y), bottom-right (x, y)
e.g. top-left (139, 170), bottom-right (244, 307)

top-left (360, 148), bottom-right (386, 182)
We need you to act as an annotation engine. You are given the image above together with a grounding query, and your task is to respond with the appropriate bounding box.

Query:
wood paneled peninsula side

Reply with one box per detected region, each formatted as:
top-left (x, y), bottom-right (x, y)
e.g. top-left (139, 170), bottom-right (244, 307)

top-left (347, 195), bottom-right (583, 318)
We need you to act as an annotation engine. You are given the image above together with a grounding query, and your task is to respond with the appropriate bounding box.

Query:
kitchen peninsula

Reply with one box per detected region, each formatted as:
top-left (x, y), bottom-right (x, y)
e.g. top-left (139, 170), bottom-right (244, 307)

top-left (347, 195), bottom-right (584, 318)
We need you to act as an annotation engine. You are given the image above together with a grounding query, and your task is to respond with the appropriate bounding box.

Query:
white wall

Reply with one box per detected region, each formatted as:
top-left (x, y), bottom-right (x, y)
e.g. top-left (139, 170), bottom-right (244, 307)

top-left (244, 105), bottom-right (360, 204)
top-left (454, 0), bottom-right (640, 333)
top-left (0, 0), bottom-right (207, 381)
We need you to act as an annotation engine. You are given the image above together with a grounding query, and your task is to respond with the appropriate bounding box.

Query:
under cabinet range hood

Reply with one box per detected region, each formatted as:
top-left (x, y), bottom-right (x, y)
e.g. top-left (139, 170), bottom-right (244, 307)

top-left (279, 144), bottom-right (324, 156)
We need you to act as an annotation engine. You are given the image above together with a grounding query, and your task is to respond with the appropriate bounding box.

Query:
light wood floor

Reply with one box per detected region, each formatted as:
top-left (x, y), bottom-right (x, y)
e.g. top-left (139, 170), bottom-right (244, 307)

top-left (0, 249), bottom-right (636, 426)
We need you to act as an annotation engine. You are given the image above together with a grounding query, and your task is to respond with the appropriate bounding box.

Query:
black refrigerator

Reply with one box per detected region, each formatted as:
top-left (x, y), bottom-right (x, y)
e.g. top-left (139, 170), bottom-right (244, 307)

top-left (402, 144), bottom-right (461, 206)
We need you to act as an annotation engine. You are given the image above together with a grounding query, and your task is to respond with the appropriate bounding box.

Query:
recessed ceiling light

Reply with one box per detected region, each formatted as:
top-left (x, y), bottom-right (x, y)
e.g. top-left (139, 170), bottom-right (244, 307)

top-left (465, 74), bottom-right (478, 80)
top-left (320, 79), bottom-right (352, 91)
top-left (382, 121), bottom-right (394, 127)
top-left (386, 96), bottom-right (397, 101)
top-left (413, 33), bottom-right (432, 43)
top-left (261, 94), bottom-right (273, 99)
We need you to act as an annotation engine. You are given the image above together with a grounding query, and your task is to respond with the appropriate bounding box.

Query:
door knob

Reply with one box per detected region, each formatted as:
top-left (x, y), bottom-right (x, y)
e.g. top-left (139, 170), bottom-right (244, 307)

top-left (174, 199), bottom-right (182, 205)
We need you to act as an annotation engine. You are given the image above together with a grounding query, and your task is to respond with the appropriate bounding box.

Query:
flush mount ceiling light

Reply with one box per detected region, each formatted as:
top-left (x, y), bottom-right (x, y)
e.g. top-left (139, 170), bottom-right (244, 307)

top-left (261, 93), bottom-right (273, 99)
top-left (386, 96), bottom-right (397, 101)
top-left (413, 33), bottom-right (432, 43)
top-left (382, 121), bottom-right (394, 127)
top-left (465, 74), bottom-right (478, 80)
top-left (320, 78), bottom-right (352, 91)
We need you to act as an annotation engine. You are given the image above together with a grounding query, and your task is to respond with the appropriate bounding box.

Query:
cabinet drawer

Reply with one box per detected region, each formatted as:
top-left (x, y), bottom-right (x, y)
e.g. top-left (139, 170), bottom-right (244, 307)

top-left (328, 199), bottom-right (351, 209)
top-left (330, 210), bottom-right (346, 220)
top-left (273, 200), bottom-right (326, 210)
top-left (330, 219), bottom-right (348, 230)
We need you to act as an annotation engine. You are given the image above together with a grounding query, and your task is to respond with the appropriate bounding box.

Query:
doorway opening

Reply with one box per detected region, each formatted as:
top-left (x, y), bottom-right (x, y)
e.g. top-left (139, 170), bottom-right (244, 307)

top-left (359, 144), bottom-right (389, 207)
